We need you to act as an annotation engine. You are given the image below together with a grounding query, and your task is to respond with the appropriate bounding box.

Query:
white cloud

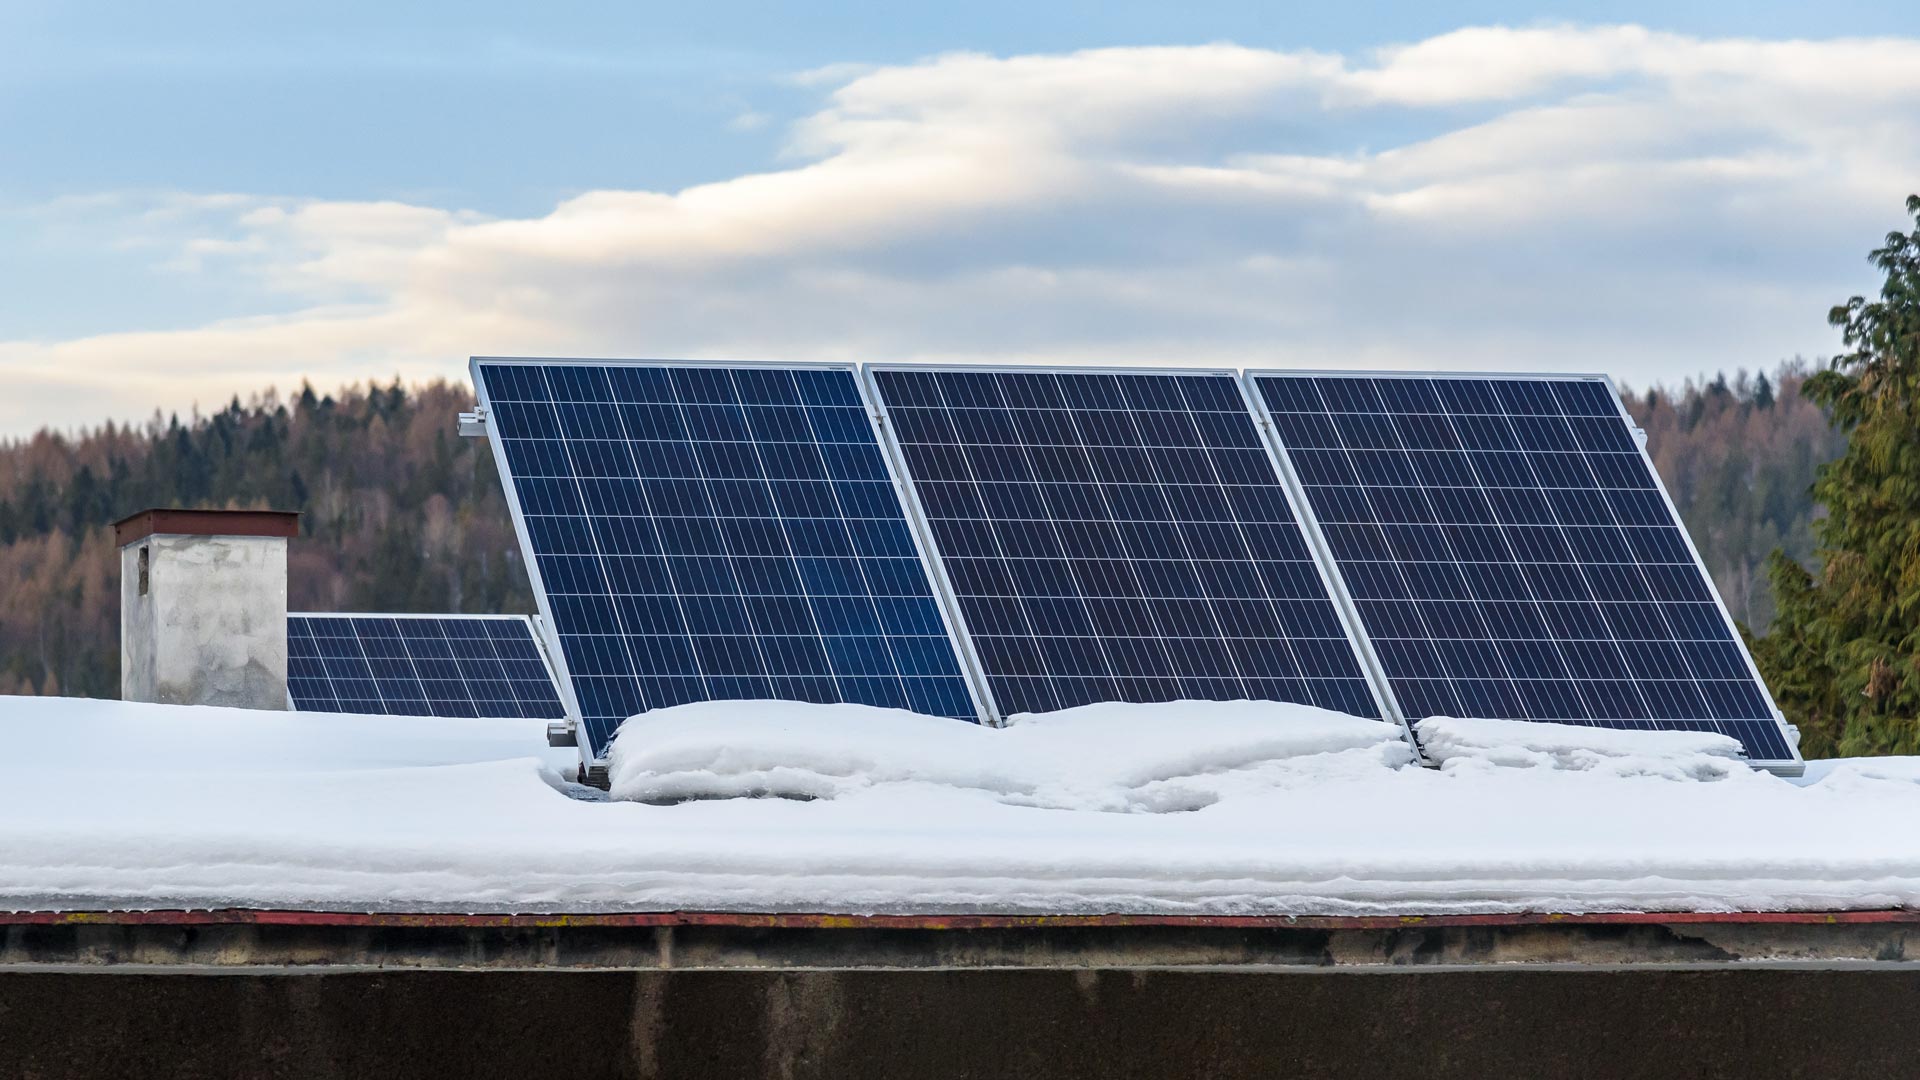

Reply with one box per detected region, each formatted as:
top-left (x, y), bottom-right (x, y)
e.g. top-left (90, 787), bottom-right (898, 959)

top-left (5, 25), bottom-right (1919, 434)
top-left (1340, 25), bottom-right (1664, 104)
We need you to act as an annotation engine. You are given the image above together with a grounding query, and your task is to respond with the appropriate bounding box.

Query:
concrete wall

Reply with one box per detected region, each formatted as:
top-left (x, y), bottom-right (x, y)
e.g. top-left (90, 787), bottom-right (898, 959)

top-left (8, 913), bottom-right (1917, 1077)
top-left (120, 533), bottom-right (288, 709)
top-left (3, 968), bottom-right (1917, 1079)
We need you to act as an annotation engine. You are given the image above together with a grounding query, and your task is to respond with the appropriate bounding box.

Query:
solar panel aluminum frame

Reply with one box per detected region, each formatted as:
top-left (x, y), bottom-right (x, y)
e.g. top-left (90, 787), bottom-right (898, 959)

top-left (1242, 368), bottom-right (1803, 775)
top-left (864, 362), bottom-right (1400, 735)
top-left (470, 356), bottom-right (996, 769)
top-left (284, 612), bottom-right (565, 717)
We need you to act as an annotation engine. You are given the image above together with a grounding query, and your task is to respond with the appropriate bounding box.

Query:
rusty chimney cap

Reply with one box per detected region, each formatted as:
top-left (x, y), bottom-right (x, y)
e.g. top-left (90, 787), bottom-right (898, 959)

top-left (112, 508), bottom-right (301, 547)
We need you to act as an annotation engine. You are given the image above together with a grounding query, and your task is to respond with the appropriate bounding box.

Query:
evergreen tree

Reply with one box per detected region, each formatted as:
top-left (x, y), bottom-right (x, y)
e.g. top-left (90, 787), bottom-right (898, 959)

top-left (1754, 195), bottom-right (1920, 757)
top-left (66, 465), bottom-right (98, 535)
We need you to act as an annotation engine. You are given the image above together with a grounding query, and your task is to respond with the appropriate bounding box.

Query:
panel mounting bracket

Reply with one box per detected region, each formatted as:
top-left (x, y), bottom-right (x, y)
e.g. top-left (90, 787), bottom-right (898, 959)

top-left (546, 720), bottom-right (578, 748)
top-left (458, 408), bottom-right (489, 437)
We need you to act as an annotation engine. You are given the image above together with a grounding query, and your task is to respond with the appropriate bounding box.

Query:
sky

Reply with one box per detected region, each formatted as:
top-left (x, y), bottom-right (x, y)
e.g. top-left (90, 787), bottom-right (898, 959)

top-left (3, 2), bottom-right (1920, 435)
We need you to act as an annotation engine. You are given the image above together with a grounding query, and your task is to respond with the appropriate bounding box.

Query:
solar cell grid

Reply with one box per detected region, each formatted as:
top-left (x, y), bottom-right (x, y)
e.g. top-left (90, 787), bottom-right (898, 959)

top-left (1248, 372), bottom-right (1794, 764)
top-left (286, 614), bottom-right (566, 719)
top-left (475, 360), bottom-right (982, 760)
top-left (870, 366), bottom-right (1383, 722)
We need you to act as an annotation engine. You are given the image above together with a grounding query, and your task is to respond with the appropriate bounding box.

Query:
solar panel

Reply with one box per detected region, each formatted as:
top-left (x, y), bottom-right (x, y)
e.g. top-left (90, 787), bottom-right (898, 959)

top-left (286, 614), bottom-right (566, 718)
top-left (867, 366), bottom-right (1385, 722)
top-left (472, 359), bottom-right (985, 761)
top-left (1246, 372), bottom-right (1798, 767)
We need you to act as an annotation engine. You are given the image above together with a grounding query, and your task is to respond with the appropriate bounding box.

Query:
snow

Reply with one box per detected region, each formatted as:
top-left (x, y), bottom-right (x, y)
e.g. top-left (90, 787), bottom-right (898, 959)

top-left (1415, 715), bottom-right (1748, 782)
top-left (607, 698), bottom-right (1407, 811)
top-left (3, 694), bottom-right (1918, 916)
top-left (1792, 756), bottom-right (1920, 788)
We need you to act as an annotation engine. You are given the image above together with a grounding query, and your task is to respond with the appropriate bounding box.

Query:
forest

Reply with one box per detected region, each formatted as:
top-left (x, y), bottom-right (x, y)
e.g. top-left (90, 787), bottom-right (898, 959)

top-left (0, 381), bottom-right (534, 698)
top-left (0, 365), bottom-right (1843, 700)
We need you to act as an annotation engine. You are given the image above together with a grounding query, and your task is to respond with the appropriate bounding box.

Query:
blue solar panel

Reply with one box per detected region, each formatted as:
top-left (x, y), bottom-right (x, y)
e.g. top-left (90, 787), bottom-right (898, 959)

top-left (869, 367), bottom-right (1383, 721)
top-left (286, 614), bottom-right (565, 718)
top-left (473, 360), bottom-right (983, 760)
top-left (1248, 373), bottom-right (1796, 765)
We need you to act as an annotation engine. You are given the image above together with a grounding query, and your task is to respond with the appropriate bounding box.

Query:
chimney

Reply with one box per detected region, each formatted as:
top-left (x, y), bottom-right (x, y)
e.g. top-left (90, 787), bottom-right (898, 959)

top-left (114, 508), bottom-right (300, 710)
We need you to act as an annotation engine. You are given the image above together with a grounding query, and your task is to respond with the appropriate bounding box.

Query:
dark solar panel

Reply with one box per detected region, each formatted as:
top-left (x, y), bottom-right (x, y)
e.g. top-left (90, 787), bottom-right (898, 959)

top-left (1248, 372), bottom-right (1796, 765)
top-left (286, 614), bottom-right (565, 719)
top-left (473, 360), bottom-right (983, 760)
top-left (869, 367), bottom-right (1383, 722)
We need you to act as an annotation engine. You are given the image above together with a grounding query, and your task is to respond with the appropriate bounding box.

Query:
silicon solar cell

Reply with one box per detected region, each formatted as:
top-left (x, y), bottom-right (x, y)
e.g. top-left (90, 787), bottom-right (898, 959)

top-left (473, 360), bottom-right (983, 760)
top-left (286, 614), bottom-right (565, 718)
top-left (868, 367), bottom-right (1384, 722)
top-left (1246, 372), bottom-right (1796, 765)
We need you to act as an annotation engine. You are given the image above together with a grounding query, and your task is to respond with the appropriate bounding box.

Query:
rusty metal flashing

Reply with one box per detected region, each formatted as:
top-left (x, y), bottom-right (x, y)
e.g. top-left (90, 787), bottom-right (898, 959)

top-left (4, 909), bottom-right (1914, 973)
top-left (112, 508), bottom-right (300, 547)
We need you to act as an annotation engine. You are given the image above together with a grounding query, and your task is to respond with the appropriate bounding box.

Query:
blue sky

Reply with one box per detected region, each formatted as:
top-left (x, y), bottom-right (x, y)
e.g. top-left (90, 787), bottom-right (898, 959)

top-left (4, 2), bottom-right (1920, 433)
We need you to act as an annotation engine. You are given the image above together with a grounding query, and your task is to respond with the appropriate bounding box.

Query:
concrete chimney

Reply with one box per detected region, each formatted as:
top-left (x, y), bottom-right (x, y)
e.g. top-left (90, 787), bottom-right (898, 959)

top-left (114, 508), bottom-right (300, 710)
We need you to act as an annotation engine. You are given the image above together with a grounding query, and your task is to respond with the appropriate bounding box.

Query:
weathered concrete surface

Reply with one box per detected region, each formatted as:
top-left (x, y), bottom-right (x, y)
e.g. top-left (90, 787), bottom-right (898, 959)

top-left (2, 967), bottom-right (1916, 1079)
top-left (120, 532), bottom-right (287, 710)
top-left (6, 909), bottom-right (1915, 972)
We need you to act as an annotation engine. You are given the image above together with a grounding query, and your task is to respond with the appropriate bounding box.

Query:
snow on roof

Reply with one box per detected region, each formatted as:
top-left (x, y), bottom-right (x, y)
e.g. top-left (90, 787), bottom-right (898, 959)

top-left (1414, 715), bottom-right (1748, 781)
top-left (2, 695), bottom-right (1916, 916)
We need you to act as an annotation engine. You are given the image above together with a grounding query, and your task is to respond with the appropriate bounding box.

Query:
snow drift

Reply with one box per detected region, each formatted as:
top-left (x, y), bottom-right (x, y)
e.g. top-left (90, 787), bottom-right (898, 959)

top-left (605, 698), bottom-right (1410, 811)
top-left (2, 694), bottom-right (1918, 916)
top-left (1414, 715), bottom-right (1749, 781)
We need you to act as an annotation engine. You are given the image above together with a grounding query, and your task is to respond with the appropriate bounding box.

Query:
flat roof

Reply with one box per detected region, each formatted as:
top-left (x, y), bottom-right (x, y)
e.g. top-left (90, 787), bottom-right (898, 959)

top-left (12, 909), bottom-right (1918, 930)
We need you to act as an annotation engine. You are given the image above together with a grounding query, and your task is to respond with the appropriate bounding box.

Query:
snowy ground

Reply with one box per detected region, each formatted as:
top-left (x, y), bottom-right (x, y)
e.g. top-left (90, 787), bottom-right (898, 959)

top-left (2, 695), bottom-right (1917, 916)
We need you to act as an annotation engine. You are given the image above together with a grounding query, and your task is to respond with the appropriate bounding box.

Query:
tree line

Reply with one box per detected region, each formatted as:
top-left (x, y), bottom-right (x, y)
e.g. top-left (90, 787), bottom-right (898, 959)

top-left (1623, 364), bottom-right (1844, 633)
top-left (0, 382), bottom-right (532, 697)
